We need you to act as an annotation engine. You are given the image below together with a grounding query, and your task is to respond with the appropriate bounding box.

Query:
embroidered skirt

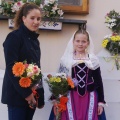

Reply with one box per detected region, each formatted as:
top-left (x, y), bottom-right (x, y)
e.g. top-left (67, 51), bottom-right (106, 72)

top-left (60, 90), bottom-right (98, 120)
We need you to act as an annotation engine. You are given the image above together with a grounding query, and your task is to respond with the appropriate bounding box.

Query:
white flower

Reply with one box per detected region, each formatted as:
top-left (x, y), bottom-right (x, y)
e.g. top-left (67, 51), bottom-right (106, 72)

top-left (44, 0), bottom-right (50, 5)
top-left (26, 64), bottom-right (34, 73)
top-left (55, 73), bottom-right (67, 79)
top-left (42, 0), bottom-right (64, 18)
top-left (57, 9), bottom-right (64, 16)
top-left (49, 0), bottom-right (55, 4)
top-left (111, 22), bottom-right (116, 27)
top-left (119, 42), bottom-right (120, 46)
top-left (26, 64), bottom-right (41, 77)
top-left (40, 4), bottom-right (43, 9)
top-left (110, 18), bottom-right (116, 22)
top-left (59, 94), bottom-right (63, 98)
top-left (52, 5), bottom-right (58, 12)
top-left (109, 24), bottom-right (114, 28)
top-left (27, 72), bottom-right (34, 77)
top-left (104, 34), bottom-right (112, 39)
top-left (55, 73), bottom-right (61, 76)
top-left (11, 1), bottom-right (24, 13)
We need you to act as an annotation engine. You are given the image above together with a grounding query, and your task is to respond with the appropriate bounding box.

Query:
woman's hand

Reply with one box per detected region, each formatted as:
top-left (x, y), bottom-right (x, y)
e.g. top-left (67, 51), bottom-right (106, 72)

top-left (98, 106), bottom-right (103, 115)
top-left (25, 93), bottom-right (36, 106)
top-left (37, 105), bottom-right (44, 109)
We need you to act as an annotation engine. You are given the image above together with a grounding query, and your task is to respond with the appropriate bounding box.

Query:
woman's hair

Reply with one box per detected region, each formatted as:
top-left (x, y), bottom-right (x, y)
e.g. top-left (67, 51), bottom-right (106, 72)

top-left (73, 29), bottom-right (89, 42)
top-left (14, 3), bottom-right (41, 29)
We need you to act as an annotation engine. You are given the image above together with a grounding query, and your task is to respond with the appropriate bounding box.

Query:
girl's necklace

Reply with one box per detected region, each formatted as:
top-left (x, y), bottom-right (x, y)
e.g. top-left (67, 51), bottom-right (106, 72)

top-left (73, 53), bottom-right (86, 63)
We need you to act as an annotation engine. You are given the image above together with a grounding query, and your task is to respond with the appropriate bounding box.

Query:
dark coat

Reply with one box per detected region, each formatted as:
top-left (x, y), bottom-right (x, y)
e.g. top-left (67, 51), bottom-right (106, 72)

top-left (1, 23), bottom-right (44, 107)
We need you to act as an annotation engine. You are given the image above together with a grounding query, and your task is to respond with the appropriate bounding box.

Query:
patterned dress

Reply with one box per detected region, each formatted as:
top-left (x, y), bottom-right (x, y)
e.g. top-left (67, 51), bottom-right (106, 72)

top-left (60, 62), bottom-right (98, 120)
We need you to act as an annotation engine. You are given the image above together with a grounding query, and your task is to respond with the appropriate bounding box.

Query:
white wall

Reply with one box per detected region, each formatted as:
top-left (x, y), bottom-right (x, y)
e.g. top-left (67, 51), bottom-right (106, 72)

top-left (0, 0), bottom-right (120, 72)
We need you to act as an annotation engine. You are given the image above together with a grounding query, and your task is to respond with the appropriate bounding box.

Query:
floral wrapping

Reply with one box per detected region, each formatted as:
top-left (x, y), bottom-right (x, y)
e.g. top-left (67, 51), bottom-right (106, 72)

top-left (45, 72), bottom-right (74, 120)
top-left (12, 61), bottom-right (43, 108)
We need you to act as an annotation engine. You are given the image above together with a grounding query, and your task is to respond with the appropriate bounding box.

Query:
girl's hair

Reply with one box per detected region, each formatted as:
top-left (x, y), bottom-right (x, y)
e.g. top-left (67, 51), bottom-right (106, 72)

top-left (14, 3), bottom-right (41, 29)
top-left (74, 29), bottom-right (89, 41)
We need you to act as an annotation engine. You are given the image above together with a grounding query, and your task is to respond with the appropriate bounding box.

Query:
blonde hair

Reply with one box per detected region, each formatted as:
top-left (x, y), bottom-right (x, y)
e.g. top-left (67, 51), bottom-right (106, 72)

top-left (74, 29), bottom-right (90, 42)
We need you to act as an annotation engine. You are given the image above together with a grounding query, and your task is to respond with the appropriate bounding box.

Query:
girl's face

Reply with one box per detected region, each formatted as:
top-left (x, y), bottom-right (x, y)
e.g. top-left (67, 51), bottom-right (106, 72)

top-left (22, 9), bottom-right (41, 31)
top-left (73, 33), bottom-right (89, 53)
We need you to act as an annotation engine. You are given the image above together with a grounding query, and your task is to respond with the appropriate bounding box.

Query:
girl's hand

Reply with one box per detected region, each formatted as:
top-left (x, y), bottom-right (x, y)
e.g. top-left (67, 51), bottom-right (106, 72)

top-left (98, 106), bottom-right (103, 115)
top-left (52, 100), bottom-right (58, 115)
top-left (52, 100), bottom-right (58, 107)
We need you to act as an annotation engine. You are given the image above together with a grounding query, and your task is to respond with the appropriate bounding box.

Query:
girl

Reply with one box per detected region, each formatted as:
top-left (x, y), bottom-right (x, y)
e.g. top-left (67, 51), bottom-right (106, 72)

top-left (49, 29), bottom-right (106, 120)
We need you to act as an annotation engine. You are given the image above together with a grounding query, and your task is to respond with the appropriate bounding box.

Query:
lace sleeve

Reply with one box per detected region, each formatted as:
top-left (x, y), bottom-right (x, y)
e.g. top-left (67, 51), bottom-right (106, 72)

top-left (58, 62), bottom-right (69, 75)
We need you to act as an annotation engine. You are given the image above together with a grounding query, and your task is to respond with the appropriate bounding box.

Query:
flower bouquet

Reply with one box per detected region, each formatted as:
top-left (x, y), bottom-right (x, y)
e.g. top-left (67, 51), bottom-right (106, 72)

top-left (45, 73), bottom-right (74, 120)
top-left (102, 33), bottom-right (120, 70)
top-left (105, 10), bottom-right (120, 33)
top-left (12, 61), bottom-right (42, 108)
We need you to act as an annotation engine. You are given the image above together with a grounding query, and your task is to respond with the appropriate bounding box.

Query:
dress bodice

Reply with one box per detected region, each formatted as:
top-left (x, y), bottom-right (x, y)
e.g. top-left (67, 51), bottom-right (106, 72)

top-left (72, 62), bottom-right (93, 96)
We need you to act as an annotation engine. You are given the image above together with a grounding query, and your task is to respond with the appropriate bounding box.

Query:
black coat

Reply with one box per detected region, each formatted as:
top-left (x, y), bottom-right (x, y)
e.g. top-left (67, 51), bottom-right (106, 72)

top-left (1, 24), bottom-right (44, 107)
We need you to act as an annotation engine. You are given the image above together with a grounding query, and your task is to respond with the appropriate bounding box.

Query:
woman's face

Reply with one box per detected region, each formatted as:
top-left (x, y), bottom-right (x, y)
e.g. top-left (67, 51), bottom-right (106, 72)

top-left (22, 9), bottom-right (41, 31)
top-left (73, 33), bottom-right (89, 53)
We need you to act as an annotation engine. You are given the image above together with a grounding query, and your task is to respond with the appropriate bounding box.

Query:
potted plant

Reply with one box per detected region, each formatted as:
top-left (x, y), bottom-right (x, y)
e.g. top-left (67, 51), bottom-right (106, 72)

top-left (39, 0), bottom-right (64, 30)
top-left (102, 10), bottom-right (120, 70)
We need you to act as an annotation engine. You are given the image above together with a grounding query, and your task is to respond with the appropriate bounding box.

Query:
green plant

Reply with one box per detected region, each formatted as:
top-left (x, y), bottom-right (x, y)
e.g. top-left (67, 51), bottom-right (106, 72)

top-left (41, 0), bottom-right (63, 18)
top-left (0, 0), bottom-right (41, 17)
top-left (105, 10), bottom-right (120, 33)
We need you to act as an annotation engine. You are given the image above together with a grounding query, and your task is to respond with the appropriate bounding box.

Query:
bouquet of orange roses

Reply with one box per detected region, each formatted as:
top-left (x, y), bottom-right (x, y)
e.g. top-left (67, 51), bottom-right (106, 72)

top-left (45, 73), bottom-right (74, 120)
top-left (12, 61), bottom-right (42, 108)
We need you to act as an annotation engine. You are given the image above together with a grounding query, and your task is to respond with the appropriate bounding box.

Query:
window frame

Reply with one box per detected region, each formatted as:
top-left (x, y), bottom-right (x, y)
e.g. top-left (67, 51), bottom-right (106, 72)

top-left (59, 0), bottom-right (89, 14)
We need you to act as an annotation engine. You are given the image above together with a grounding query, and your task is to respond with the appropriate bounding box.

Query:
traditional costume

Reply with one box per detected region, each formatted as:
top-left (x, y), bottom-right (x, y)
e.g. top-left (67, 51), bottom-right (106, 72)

top-left (49, 31), bottom-right (106, 120)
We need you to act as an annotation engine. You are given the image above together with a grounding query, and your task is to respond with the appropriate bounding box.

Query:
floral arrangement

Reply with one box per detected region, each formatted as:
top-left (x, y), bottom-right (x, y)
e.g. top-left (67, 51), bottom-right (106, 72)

top-left (45, 73), bottom-right (74, 120)
top-left (12, 61), bottom-right (42, 88)
top-left (102, 33), bottom-right (120, 70)
top-left (0, 0), bottom-right (41, 17)
top-left (41, 0), bottom-right (64, 18)
top-left (102, 33), bottom-right (120, 55)
top-left (0, 0), bottom-right (64, 19)
top-left (1, 0), bottom-right (24, 17)
top-left (102, 10), bottom-right (120, 70)
top-left (12, 61), bottom-right (42, 108)
top-left (105, 10), bottom-right (120, 33)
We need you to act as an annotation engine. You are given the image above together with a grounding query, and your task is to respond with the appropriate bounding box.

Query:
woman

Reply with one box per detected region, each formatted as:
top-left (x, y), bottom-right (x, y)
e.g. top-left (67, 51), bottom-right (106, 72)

top-left (49, 29), bottom-right (106, 120)
top-left (1, 3), bottom-right (44, 120)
